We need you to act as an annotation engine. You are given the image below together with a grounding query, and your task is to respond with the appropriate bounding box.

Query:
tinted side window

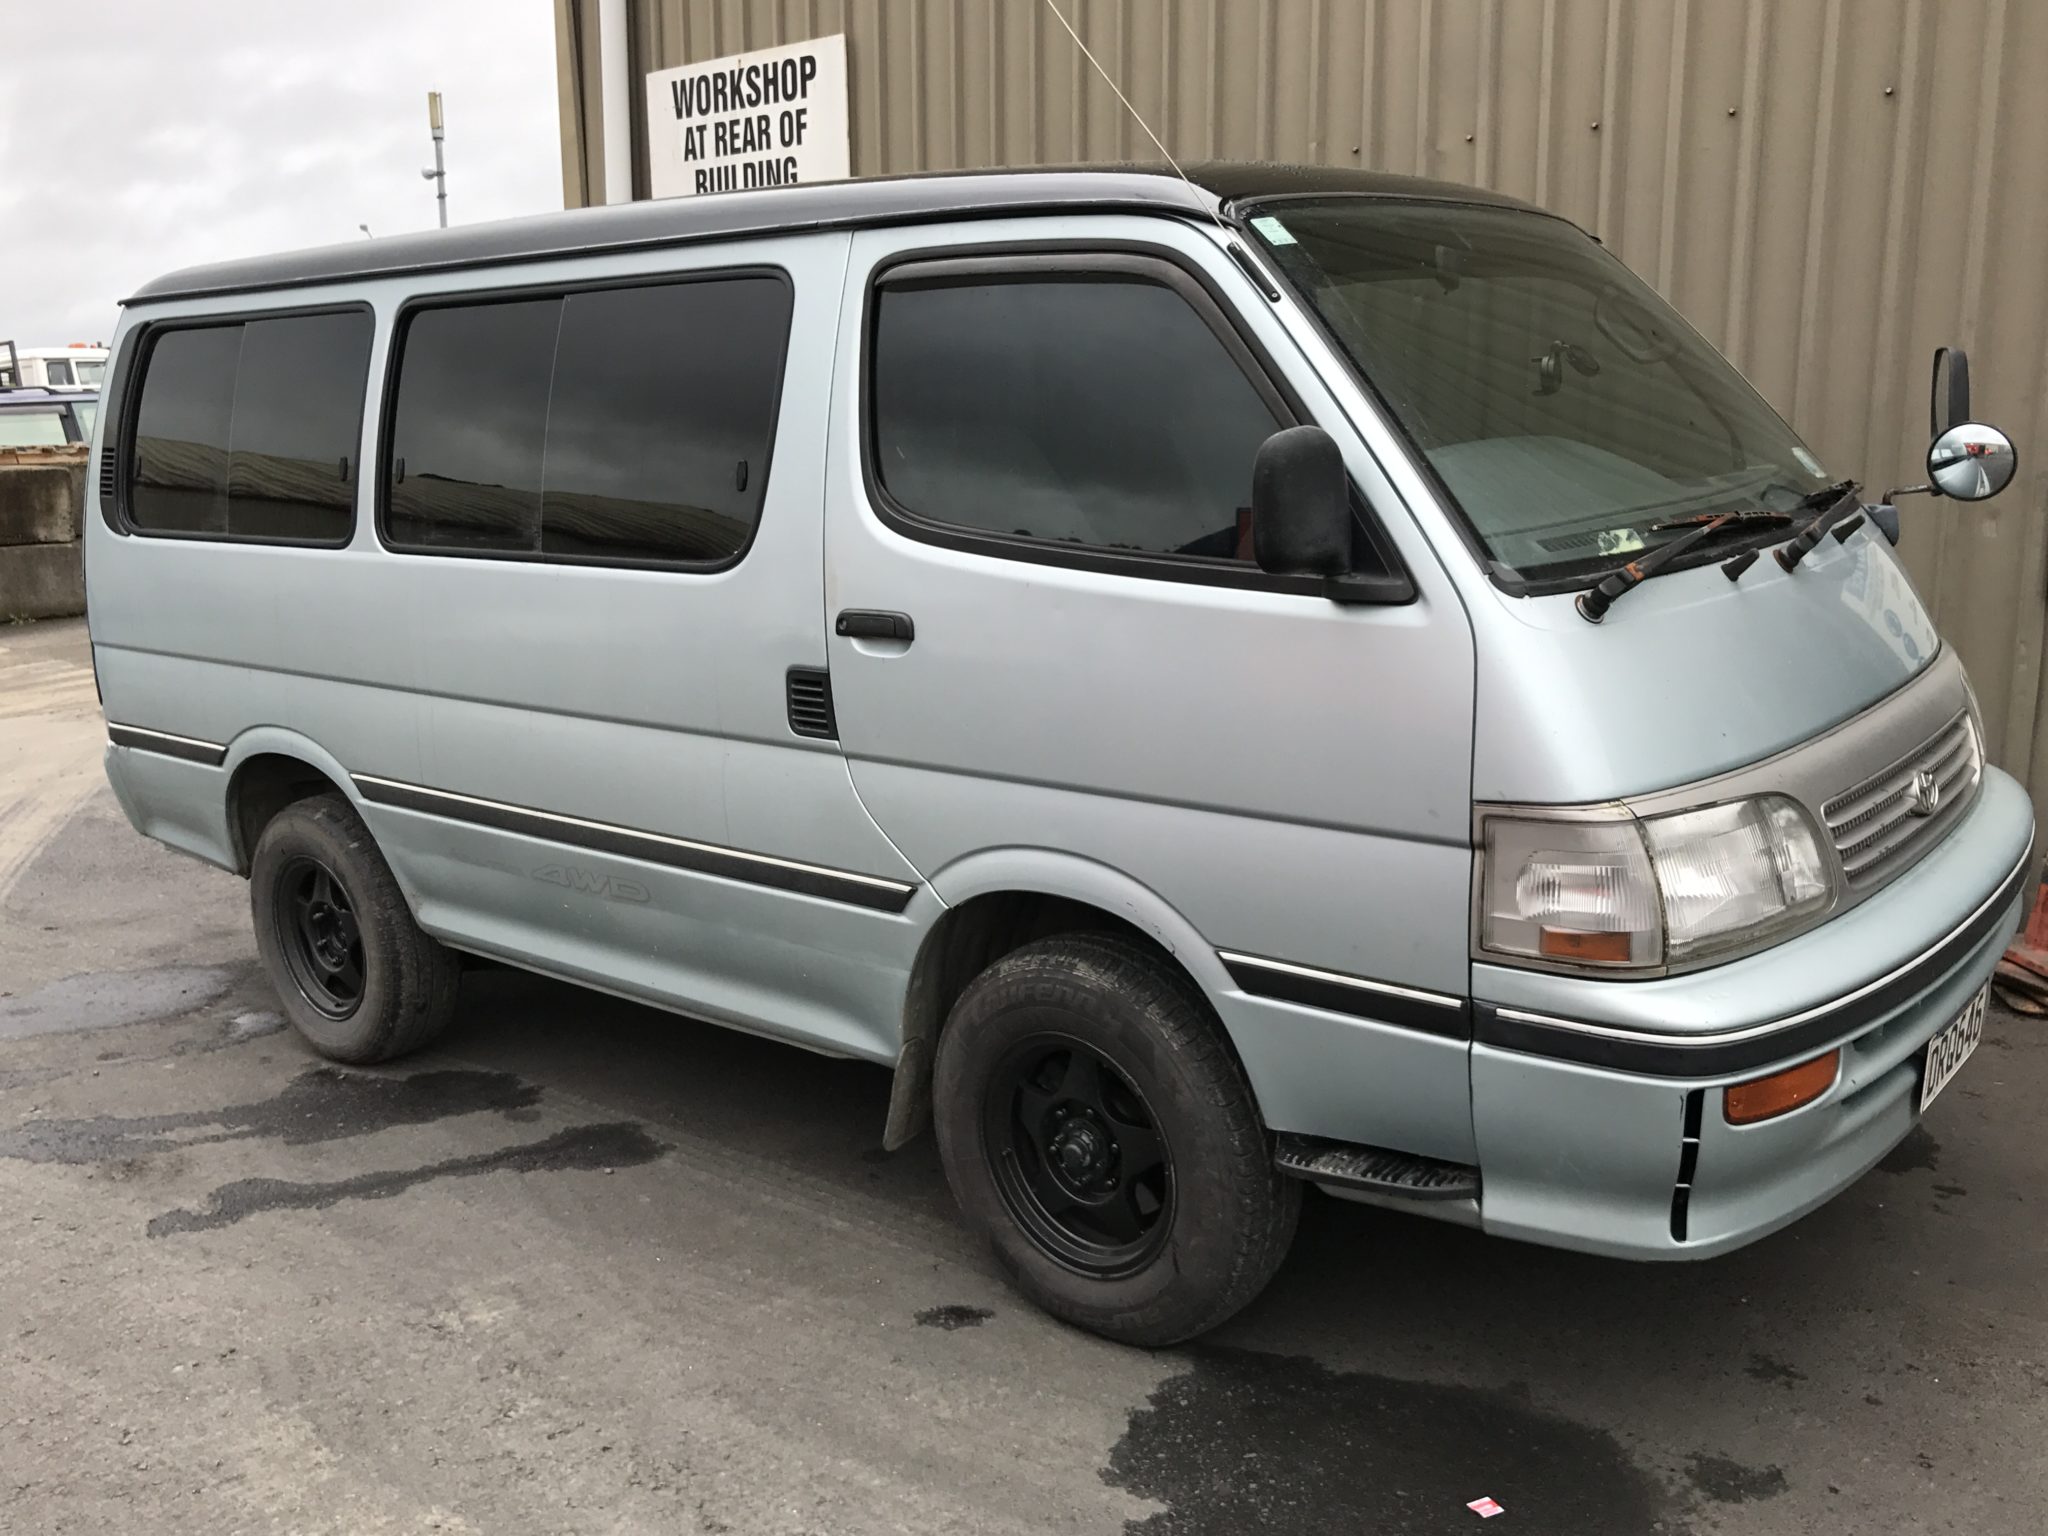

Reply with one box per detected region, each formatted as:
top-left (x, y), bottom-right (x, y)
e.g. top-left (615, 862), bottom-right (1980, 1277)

top-left (227, 312), bottom-right (372, 542)
top-left (128, 312), bottom-right (372, 541)
top-left (541, 277), bottom-right (791, 562)
top-left (386, 299), bottom-right (559, 551)
top-left (131, 325), bottom-right (241, 533)
top-left (872, 275), bottom-right (1282, 560)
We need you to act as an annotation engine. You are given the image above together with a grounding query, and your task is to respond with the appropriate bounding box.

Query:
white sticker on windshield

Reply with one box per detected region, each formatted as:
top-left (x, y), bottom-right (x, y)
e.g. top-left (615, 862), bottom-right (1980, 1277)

top-left (1250, 215), bottom-right (1297, 246)
top-left (1794, 447), bottom-right (1827, 477)
top-left (1597, 528), bottom-right (1647, 556)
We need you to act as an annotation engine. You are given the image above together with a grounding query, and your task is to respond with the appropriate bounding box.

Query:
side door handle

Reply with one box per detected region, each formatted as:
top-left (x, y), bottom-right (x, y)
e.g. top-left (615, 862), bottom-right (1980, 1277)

top-left (835, 609), bottom-right (915, 643)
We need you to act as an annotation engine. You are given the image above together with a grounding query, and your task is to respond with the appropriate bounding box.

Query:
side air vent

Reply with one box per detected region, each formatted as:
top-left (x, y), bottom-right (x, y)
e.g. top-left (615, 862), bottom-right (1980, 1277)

top-left (98, 444), bottom-right (117, 503)
top-left (786, 666), bottom-right (837, 740)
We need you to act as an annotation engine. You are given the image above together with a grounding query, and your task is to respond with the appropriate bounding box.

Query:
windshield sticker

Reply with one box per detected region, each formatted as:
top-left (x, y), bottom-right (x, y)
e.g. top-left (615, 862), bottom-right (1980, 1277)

top-left (1793, 447), bottom-right (1826, 477)
top-left (1250, 215), bottom-right (1297, 246)
top-left (1596, 528), bottom-right (1647, 556)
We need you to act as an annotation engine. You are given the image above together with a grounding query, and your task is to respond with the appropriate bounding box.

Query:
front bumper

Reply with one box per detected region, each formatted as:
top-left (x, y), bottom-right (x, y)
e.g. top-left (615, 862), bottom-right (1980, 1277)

top-left (1467, 765), bottom-right (2034, 1259)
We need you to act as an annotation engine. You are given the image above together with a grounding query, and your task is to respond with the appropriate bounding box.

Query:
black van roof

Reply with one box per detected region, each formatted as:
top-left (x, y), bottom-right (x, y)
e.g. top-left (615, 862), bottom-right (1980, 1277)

top-left (125, 163), bottom-right (1547, 305)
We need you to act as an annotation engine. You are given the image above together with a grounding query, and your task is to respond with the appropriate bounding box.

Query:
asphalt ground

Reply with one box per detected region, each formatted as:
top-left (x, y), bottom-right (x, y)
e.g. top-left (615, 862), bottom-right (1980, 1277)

top-left (2, 616), bottom-right (2043, 1534)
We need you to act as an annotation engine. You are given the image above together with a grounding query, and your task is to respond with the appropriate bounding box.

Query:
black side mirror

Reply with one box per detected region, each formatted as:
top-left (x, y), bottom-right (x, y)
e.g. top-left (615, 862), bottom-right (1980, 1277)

top-left (1932, 346), bottom-right (1971, 438)
top-left (1884, 346), bottom-right (2015, 511)
top-left (1928, 347), bottom-right (1971, 497)
top-left (1253, 426), bottom-right (1350, 579)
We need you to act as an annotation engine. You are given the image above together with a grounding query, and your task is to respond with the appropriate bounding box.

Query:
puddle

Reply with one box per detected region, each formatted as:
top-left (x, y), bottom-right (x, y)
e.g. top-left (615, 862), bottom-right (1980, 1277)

top-left (0, 1066), bottom-right (541, 1165)
top-left (148, 1122), bottom-right (668, 1236)
top-left (1878, 1127), bottom-right (1940, 1174)
top-left (1744, 1352), bottom-right (1806, 1388)
top-left (1684, 1452), bottom-right (1787, 1504)
top-left (1103, 1345), bottom-right (1681, 1534)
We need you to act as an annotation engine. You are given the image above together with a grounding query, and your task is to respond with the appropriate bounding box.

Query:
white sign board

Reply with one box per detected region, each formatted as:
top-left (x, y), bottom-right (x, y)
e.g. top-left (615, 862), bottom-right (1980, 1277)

top-left (645, 35), bottom-right (850, 199)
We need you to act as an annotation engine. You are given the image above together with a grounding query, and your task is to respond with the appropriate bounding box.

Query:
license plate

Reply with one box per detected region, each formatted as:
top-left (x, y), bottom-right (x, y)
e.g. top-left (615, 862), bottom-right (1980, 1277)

top-left (1920, 985), bottom-right (1988, 1113)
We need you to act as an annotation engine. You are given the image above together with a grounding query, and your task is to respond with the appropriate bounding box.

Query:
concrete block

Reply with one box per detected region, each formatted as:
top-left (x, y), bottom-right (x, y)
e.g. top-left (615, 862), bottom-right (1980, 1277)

top-left (0, 540), bottom-right (84, 621)
top-left (0, 462), bottom-right (86, 546)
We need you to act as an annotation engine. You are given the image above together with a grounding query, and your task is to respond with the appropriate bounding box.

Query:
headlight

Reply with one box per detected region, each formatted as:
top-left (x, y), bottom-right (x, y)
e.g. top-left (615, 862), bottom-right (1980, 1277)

top-left (1479, 795), bottom-right (1835, 972)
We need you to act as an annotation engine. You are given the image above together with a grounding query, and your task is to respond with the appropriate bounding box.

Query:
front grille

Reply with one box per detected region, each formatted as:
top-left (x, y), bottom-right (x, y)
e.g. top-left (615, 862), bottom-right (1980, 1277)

top-left (1822, 711), bottom-right (1980, 887)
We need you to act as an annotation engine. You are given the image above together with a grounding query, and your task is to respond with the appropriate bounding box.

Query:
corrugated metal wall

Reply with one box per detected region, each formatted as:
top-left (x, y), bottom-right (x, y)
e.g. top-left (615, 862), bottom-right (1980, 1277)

top-left (559, 0), bottom-right (2048, 809)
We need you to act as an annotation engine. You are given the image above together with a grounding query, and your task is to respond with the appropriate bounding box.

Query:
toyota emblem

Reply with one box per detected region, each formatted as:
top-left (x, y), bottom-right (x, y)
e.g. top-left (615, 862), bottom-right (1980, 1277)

top-left (1908, 768), bottom-right (1941, 818)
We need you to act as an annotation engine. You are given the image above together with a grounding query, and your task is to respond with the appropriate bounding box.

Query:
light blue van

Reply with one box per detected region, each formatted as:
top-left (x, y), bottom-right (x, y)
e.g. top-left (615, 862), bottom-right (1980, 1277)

top-left (85, 166), bottom-right (2028, 1344)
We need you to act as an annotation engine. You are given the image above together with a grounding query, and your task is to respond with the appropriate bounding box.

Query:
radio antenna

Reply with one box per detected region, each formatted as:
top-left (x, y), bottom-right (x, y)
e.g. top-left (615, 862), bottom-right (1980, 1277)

top-left (1037, 0), bottom-right (1232, 238)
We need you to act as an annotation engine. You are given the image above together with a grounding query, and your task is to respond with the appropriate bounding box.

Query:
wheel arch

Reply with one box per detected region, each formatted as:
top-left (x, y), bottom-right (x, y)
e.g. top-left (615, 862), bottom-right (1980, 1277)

top-left (221, 729), bottom-right (366, 876)
top-left (882, 849), bottom-right (1242, 1151)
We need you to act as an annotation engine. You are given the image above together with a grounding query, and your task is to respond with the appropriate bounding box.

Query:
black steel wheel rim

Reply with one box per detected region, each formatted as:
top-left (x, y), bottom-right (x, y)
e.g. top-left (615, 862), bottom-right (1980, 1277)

top-left (274, 855), bottom-right (365, 1019)
top-left (983, 1031), bottom-right (1173, 1277)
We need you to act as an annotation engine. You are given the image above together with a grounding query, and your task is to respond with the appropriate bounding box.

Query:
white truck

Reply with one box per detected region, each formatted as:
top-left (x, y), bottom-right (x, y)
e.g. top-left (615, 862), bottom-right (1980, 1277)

top-left (0, 342), bottom-right (107, 390)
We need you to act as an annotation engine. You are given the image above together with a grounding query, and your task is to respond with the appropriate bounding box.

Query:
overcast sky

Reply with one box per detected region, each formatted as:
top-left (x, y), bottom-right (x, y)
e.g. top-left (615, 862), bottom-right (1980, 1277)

top-left (1, 0), bottom-right (561, 346)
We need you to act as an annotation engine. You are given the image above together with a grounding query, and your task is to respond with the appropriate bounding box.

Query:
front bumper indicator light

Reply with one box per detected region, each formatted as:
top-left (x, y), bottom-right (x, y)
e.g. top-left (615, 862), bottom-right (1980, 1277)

top-left (1725, 1050), bottom-right (1841, 1124)
top-left (1479, 795), bottom-right (1836, 973)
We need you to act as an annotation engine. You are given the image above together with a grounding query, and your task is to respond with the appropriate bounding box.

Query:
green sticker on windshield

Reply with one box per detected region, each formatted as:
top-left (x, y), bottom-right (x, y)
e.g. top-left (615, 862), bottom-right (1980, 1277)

top-left (1250, 215), bottom-right (1297, 246)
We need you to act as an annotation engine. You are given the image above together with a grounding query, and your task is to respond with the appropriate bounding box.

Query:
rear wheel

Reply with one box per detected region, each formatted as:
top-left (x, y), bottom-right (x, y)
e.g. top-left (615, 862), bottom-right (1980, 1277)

top-left (933, 933), bottom-right (1298, 1346)
top-left (250, 794), bottom-right (460, 1063)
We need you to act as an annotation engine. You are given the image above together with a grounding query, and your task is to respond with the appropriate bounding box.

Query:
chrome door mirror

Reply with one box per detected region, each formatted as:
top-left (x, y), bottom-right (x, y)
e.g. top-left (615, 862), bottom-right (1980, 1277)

top-left (1927, 422), bottom-right (2017, 503)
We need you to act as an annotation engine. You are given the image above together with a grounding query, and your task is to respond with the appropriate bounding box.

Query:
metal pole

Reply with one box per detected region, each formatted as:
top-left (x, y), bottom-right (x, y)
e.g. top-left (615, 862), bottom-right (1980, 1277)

top-left (426, 91), bottom-right (447, 228)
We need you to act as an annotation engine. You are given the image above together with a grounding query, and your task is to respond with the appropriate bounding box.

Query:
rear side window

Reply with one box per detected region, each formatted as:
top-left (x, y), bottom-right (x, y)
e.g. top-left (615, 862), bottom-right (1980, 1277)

top-left (541, 279), bottom-right (790, 561)
top-left (385, 299), bottom-right (557, 551)
top-left (225, 314), bottom-right (372, 542)
top-left (870, 273), bottom-right (1283, 561)
top-left (383, 273), bottom-right (792, 565)
top-left (128, 310), bottom-right (372, 541)
top-left (131, 326), bottom-right (240, 533)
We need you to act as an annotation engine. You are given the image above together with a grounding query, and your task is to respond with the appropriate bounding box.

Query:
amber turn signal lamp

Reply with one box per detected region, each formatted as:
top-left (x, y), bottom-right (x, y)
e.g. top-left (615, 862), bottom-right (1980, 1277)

top-left (1724, 1050), bottom-right (1840, 1125)
top-left (1538, 927), bottom-right (1631, 963)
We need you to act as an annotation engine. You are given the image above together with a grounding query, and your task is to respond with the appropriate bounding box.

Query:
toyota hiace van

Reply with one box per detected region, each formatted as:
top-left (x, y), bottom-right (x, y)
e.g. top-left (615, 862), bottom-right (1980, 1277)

top-left (85, 167), bottom-right (2029, 1343)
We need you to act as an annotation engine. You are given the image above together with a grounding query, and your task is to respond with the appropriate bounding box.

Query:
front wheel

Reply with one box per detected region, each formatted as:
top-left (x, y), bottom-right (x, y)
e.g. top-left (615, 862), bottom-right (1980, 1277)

top-left (933, 933), bottom-right (1298, 1346)
top-left (250, 793), bottom-right (460, 1064)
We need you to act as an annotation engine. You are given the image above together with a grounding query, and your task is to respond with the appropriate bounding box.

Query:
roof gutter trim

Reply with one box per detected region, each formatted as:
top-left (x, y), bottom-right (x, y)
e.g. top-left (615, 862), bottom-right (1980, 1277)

top-left (122, 179), bottom-right (1225, 307)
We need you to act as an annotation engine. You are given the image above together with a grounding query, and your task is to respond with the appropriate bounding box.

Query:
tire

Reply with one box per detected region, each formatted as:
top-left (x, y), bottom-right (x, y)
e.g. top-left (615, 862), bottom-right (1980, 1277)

top-left (933, 932), bottom-right (1299, 1346)
top-left (249, 793), bottom-right (460, 1064)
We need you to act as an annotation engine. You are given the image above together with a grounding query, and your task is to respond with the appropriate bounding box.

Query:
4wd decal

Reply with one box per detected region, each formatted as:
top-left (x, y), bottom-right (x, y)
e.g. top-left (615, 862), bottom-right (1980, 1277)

top-left (533, 864), bottom-right (651, 904)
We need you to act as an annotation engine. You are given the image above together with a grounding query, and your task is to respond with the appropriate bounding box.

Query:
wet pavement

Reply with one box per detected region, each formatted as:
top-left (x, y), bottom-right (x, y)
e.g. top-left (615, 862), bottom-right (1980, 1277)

top-left (2, 616), bottom-right (2045, 1534)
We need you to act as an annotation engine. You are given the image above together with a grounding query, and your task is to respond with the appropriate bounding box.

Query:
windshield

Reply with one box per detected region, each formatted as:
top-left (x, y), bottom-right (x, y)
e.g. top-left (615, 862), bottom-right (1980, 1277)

top-left (1247, 198), bottom-right (1834, 582)
top-left (74, 400), bottom-right (98, 436)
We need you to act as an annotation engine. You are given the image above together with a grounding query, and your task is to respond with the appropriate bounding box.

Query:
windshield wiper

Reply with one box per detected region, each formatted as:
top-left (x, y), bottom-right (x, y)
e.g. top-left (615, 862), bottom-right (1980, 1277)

top-left (1771, 480), bottom-right (1863, 573)
top-left (1577, 513), bottom-right (1745, 623)
top-left (1648, 508), bottom-right (1796, 533)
